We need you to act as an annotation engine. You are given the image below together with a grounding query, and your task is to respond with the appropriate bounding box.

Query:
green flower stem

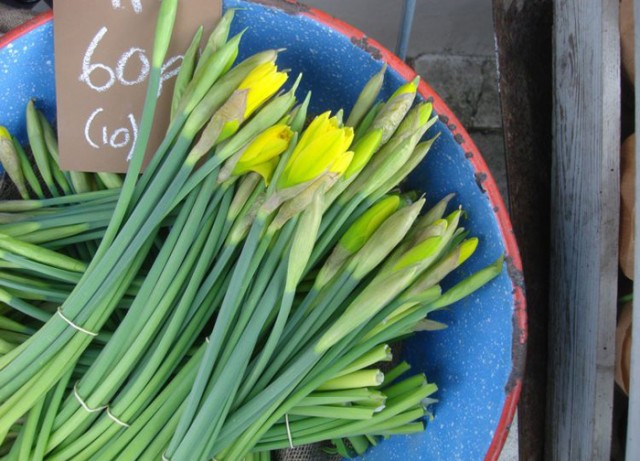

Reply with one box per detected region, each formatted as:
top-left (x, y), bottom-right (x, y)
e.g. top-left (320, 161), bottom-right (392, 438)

top-left (261, 416), bottom-right (342, 442)
top-left (53, 180), bottom-right (224, 447)
top-left (297, 389), bottom-right (378, 407)
top-left (37, 110), bottom-right (75, 195)
top-left (0, 252), bottom-right (83, 284)
top-left (84, 347), bottom-right (205, 461)
top-left (213, 229), bottom-right (288, 381)
top-left (317, 369), bottom-right (384, 391)
top-left (189, 258), bottom-right (295, 459)
top-left (210, 284), bottom-right (426, 456)
top-left (26, 100), bottom-right (56, 197)
top-left (12, 136), bottom-right (43, 199)
top-left (17, 392), bottom-right (44, 461)
top-left (32, 368), bottom-right (73, 459)
top-left (0, 3), bottom-right (185, 405)
top-left (0, 288), bottom-right (59, 322)
top-left (20, 224), bottom-right (90, 245)
top-left (0, 275), bottom-right (71, 304)
top-left (288, 405), bottom-right (375, 420)
top-left (0, 189), bottom-right (118, 212)
top-left (51, 185), bottom-right (213, 433)
top-left (49, 269), bottom-right (230, 459)
top-left (244, 273), bottom-right (358, 401)
top-left (0, 234), bottom-right (85, 272)
top-left (382, 361), bottom-right (411, 384)
top-left (373, 422), bottom-right (425, 436)
top-left (250, 389), bottom-right (430, 453)
top-left (166, 211), bottom-right (272, 456)
top-left (0, 234), bottom-right (153, 423)
top-left (382, 374), bottom-right (427, 399)
top-left (59, 188), bottom-right (236, 458)
top-left (173, 261), bottom-right (289, 460)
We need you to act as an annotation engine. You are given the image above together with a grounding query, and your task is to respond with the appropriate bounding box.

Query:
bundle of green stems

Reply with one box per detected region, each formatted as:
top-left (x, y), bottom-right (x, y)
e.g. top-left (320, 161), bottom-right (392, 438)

top-left (0, 3), bottom-right (504, 460)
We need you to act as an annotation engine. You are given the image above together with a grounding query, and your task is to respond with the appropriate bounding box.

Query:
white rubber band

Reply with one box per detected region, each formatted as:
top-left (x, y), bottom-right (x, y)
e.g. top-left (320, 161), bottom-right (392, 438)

top-left (73, 384), bottom-right (106, 413)
top-left (285, 413), bottom-right (294, 448)
top-left (162, 454), bottom-right (170, 461)
top-left (57, 308), bottom-right (98, 337)
top-left (106, 407), bottom-right (130, 428)
top-left (205, 336), bottom-right (210, 343)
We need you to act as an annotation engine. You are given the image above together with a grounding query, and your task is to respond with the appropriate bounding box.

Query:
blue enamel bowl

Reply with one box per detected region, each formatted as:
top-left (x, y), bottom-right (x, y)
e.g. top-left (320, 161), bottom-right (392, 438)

top-left (0, 1), bottom-right (526, 460)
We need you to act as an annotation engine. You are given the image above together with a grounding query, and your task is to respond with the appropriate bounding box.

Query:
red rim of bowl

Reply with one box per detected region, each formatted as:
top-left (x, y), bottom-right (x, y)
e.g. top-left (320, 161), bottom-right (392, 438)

top-left (0, 6), bottom-right (527, 460)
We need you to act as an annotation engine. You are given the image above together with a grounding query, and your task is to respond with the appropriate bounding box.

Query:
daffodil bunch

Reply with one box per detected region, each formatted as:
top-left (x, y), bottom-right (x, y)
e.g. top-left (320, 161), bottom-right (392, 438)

top-left (0, 4), bottom-right (506, 461)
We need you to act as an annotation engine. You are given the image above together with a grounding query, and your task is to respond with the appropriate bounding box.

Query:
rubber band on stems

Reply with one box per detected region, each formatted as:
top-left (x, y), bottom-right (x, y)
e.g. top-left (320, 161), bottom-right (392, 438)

top-left (285, 413), bottom-right (294, 448)
top-left (73, 383), bottom-right (106, 413)
top-left (57, 307), bottom-right (98, 337)
top-left (106, 407), bottom-right (130, 428)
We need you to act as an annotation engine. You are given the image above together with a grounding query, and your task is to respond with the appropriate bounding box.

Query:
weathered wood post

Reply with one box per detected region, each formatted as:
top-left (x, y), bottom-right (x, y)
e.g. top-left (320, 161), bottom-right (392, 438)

top-left (492, 1), bottom-right (552, 459)
top-left (548, 0), bottom-right (620, 459)
top-left (629, 1), bottom-right (640, 458)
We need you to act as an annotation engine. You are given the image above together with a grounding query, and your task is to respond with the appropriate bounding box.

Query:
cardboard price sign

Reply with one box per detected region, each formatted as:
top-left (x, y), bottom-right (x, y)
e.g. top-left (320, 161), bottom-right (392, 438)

top-left (54, 0), bottom-right (221, 173)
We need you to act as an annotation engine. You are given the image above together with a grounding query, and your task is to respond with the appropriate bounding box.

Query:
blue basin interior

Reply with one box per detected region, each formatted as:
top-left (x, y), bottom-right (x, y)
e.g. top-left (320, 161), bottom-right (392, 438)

top-left (0, 2), bottom-right (519, 460)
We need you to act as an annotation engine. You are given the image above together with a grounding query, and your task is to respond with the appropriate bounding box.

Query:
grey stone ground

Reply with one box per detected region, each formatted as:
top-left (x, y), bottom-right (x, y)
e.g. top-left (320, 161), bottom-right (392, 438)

top-left (305, 1), bottom-right (516, 460)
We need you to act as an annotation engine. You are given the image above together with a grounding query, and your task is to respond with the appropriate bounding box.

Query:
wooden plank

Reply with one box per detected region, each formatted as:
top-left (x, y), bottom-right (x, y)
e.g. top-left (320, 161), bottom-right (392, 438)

top-left (548, 0), bottom-right (620, 459)
top-left (629, 1), bottom-right (640, 458)
top-left (491, 1), bottom-right (553, 459)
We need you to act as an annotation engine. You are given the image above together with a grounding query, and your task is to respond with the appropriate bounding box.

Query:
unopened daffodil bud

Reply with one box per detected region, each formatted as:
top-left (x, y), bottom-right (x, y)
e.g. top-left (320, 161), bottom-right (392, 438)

top-left (238, 61), bottom-right (288, 118)
top-left (0, 127), bottom-right (28, 199)
top-left (315, 195), bottom-right (401, 288)
top-left (343, 129), bottom-right (383, 179)
top-left (286, 190), bottom-right (324, 291)
top-left (370, 77), bottom-right (419, 143)
top-left (231, 124), bottom-right (293, 183)
top-left (430, 255), bottom-right (504, 309)
top-left (277, 112), bottom-right (354, 190)
top-left (316, 263), bottom-right (419, 353)
top-left (340, 195), bottom-right (401, 253)
top-left (346, 63), bottom-right (387, 128)
top-left (396, 102), bottom-right (434, 136)
top-left (349, 198), bottom-right (424, 279)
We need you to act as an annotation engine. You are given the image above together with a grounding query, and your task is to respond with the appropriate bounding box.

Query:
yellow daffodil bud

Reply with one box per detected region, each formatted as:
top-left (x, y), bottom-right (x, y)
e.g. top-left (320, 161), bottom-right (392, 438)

top-left (232, 125), bottom-right (293, 183)
top-left (394, 236), bottom-right (444, 271)
top-left (344, 129), bottom-right (383, 179)
top-left (216, 62), bottom-right (288, 142)
top-left (458, 237), bottom-right (479, 265)
top-left (277, 112), bottom-right (354, 190)
top-left (431, 255), bottom-right (504, 309)
top-left (390, 76), bottom-right (420, 98)
top-left (238, 61), bottom-right (288, 117)
top-left (340, 196), bottom-right (401, 253)
top-left (315, 195), bottom-right (402, 288)
top-left (329, 151), bottom-right (354, 175)
top-left (349, 198), bottom-right (424, 279)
